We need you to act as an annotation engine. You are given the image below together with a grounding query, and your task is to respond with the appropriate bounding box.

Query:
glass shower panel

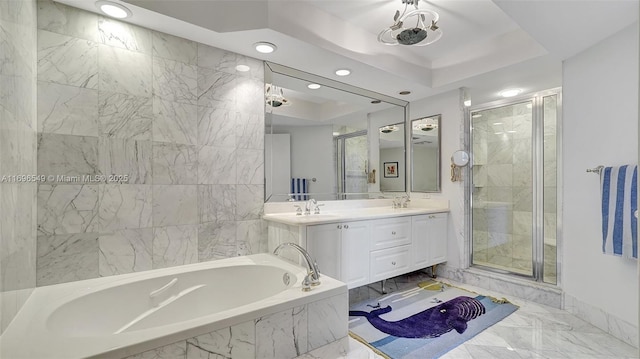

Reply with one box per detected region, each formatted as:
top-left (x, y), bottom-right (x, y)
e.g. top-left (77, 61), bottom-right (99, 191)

top-left (336, 133), bottom-right (368, 198)
top-left (472, 101), bottom-right (534, 275)
top-left (543, 95), bottom-right (558, 284)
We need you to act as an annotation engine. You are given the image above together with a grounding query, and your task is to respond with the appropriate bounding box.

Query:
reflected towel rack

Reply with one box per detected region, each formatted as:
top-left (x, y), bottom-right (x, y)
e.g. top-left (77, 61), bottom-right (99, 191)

top-left (586, 165), bottom-right (604, 175)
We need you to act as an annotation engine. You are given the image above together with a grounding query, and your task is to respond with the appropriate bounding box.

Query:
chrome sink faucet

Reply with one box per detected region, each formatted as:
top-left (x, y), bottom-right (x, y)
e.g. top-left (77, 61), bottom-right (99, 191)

top-left (273, 242), bottom-right (321, 291)
top-left (304, 198), bottom-right (317, 215)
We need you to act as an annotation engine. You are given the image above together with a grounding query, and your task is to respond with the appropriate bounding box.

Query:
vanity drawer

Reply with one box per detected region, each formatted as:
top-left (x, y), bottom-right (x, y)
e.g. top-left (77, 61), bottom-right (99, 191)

top-left (370, 245), bottom-right (412, 282)
top-left (370, 217), bottom-right (411, 250)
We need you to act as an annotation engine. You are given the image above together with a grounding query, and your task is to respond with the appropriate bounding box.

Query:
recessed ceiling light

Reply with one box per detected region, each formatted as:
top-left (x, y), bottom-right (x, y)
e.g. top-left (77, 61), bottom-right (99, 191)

top-left (335, 69), bottom-right (351, 76)
top-left (471, 113), bottom-right (482, 118)
top-left (235, 65), bottom-right (250, 72)
top-left (464, 100), bottom-right (471, 107)
top-left (500, 88), bottom-right (522, 98)
top-left (96, 1), bottom-right (131, 19)
top-left (332, 132), bottom-right (340, 136)
top-left (371, 99), bottom-right (382, 104)
top-left (398, 91), bottom-right (411, 95)
top-left (254, 42), bottom-right (277, 54)
top-left (307, 83), bottom-right (321, 90)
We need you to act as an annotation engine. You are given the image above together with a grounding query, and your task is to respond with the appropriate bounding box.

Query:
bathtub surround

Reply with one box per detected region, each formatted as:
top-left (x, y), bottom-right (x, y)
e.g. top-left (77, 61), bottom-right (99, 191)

top-left (34, 0), bottom-right (265, 286)
top-left (0, 0), bottom-right (38, 333)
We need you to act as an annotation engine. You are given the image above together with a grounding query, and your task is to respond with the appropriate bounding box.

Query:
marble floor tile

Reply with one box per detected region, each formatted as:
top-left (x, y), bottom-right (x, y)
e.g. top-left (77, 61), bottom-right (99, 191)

top-left (340, 274), bottom-right (638, 359)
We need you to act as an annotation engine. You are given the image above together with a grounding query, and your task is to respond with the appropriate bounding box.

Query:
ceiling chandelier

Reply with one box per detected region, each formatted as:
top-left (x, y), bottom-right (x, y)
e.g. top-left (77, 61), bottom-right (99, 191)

top-left (265, 85), bottom-right (291, 108)
top-left (378, 0), bottom-right (442, 46)
top-left (380, 125), bottom-right (399, 134)
top-left (413, 117), bottom-right (439, 131)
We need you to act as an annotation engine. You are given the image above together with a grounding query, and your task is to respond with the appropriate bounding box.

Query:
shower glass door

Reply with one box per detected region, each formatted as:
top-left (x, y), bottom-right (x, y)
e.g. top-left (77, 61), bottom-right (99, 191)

top-left (470, 90), bottom-right (559, 284)
top-left (336, 131), bottom-right (368, 199)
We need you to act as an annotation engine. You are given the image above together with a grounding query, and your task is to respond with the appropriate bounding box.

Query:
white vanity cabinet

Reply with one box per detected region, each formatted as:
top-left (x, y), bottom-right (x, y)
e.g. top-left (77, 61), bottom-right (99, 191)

top-left (306, 220), bottom-right (371, 289)
top-left (411, 213), bottom-right (448, 269)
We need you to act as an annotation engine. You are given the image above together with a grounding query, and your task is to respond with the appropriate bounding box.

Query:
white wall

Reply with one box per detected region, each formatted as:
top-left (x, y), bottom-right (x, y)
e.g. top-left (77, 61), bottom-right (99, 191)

top-left (410, 90), bottom-right (465, 268)
top-left (274, 125), bottom-right (335, 195)
top-left (563, 22), bottom-right (638, 326)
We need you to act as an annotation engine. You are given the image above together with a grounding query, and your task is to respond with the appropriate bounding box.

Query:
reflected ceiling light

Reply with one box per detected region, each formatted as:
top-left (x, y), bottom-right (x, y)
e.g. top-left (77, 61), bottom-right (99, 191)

top-left (307, 83), bottom-right (321, 90)
top-left (265, 85), bottom-right (290, 108)
top-left (471, 113), bottom-right (482, 118)
top-left (526, 103), bottom-right (533, 109)
top-left (464, 100), bottom-right (471, 107)
top-left (332, 132), bottom-right (340, 136)
top-left (96, 1), bottom-right (131, 19)
top-left (500, 88), bottom-right (522, 98)
top-left (380, 125), bottom-right (398, 133)
top-left (235, 65), bottom-right (250, 72)
top-left (398, 90), bottom-right (411, 95)
top-left (335, 69), bottom-right (351, 76)
top-left (254, 42), bottom-right (277, 54)
top-left (413, 117), bottom-right (438, 132)
top-left (378, 0), bottom-right (442, 46)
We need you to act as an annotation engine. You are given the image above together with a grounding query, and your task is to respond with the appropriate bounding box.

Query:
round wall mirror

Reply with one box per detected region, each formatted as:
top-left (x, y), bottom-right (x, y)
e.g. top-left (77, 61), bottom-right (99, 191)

top-left (451, 150), bottom-right (470, 167)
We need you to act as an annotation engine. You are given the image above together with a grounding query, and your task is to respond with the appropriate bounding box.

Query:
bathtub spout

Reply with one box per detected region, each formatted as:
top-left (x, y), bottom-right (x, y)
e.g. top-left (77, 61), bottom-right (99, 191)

top-left (274, 243), bottom-right (321, 287)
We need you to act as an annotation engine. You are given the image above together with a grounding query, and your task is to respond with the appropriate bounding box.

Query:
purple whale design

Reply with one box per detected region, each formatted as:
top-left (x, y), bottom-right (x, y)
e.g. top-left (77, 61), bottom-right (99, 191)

top-left (349, 296), bottom-right (486, 338)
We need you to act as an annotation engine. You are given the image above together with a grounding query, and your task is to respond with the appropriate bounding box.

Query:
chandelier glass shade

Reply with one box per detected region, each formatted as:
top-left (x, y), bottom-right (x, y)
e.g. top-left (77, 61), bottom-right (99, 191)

top-left (378, 0), bottom-right (442, 46)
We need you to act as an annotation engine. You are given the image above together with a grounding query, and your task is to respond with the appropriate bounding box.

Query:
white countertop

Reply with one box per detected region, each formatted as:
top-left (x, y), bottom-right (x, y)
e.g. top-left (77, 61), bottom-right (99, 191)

top-left (262, 204), bottom-right (449, 226)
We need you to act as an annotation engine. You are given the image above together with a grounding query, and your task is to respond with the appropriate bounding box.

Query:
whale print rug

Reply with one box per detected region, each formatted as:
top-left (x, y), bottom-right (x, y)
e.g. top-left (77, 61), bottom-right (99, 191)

top-left (348, 281), bottom-right (518, 359)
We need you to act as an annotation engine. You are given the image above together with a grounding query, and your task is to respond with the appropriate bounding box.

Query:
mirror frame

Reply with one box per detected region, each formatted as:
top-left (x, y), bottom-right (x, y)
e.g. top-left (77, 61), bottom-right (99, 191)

top-left (264, 62), bottom-right (410, 202)
top-left (410, 114), bottom-right (442, 193)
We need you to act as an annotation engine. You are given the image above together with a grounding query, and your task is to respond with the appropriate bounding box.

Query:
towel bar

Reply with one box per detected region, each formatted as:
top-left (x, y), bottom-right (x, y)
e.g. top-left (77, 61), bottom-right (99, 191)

top-left (586, 165), bottom-right (604, 175)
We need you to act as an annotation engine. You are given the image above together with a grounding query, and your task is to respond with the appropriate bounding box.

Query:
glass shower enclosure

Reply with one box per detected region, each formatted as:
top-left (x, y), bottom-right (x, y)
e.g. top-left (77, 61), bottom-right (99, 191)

top-left (470, 89), bottom-right (560, 284)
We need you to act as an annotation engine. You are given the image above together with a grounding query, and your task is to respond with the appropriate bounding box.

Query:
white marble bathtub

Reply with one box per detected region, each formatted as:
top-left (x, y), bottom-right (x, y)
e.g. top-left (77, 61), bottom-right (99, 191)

top-left (0, 254), bottom-right (348, 358)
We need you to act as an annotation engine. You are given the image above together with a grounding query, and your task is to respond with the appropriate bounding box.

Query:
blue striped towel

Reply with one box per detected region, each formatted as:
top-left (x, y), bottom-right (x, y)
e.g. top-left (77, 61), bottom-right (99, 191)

top-left (601, 165), bottom-right (637, 259)
top-left (291, 178), bottom-right (308, 201)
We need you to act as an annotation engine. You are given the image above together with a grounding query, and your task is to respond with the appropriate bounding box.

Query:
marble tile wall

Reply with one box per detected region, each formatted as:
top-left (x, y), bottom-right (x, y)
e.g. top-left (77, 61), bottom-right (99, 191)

top-left (122, 292), bottom-right (348, 359)
top-left (0, 0), bottom-right (38, 333)
top-left (35, 0), bottom-right (266, 286)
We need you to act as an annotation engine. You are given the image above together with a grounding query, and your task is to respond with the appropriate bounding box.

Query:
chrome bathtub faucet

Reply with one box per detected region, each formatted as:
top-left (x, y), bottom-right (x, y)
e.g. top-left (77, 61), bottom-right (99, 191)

top-left (273, 242), bottom-right (321, 291)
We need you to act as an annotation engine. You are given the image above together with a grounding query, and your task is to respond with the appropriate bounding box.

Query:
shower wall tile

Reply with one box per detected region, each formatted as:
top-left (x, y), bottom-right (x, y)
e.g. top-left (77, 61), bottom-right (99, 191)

top-left (512, 211), bottom-right (532, 238)
top-left (255, 306), bottom-right (308, 359)
top-left (37, 184), bottom-right (99, 235)
top-left (512, 187), bottom-right (532, 212)
top-left (197, 44), bottom-right (236, 73)
top-left (152, 143), bottom-right (197, 185)
top-left (198, 184), bottom-right (236, 223)
top-left (99, 137), bottom-right (152, 184)
top-left (486, 164), bottom-right (512, 187)
top-left (197, 107), bottom-right (236, 147)
top-left (236, 219), bottom-right (264, 256)
top-left (237, 112), bottom-right (264, 150)
top-left (152, 57), bottom-right (197, 105)
top-left (98, 228), bottom-right (152, 276)
top-left (186, 320), bottom-right (255, 359)
top-left (152, 31), bottom-right (197, 65)
top-left (152, 97), bottom-right (197, 145)
top-left (99, 184), bottom-right (152, 231)
top-left (512, 161), bottom-right (532, 187)
top-left (97, 16), bottom-right (152, 54)
top-left (197, 67), bottom-right (235, 109)
top-left (237, 149), bottom-right (264, 185)
top-left (37, 29), bottom-right (98, 89)
top-left (152, 224), bottom-right (198, 268)
top-left (307, 293), bottom-right (348, 351)
top-left (198, 221), bottom-right (237, 261)
top-left (197, 145), bottom-right (236, 184)
top-left (37, 133), bottom-right (99, 183)
top-left (152, 185), bottom-right (198, 226)
top-left (236, 185), bottom-right (264, 220)
top-left (544, 187), bottom-right (557, 213)
top-left (98, 44), bottom-right (151, 97)
top-left (37, 0), bottom-right (98, 42)
top-left (36, 233), bottom-right (98, 286)
top-left (37, 81), bottom-right (98, 136)
top-left (98, 91), bottom-right (153, 140)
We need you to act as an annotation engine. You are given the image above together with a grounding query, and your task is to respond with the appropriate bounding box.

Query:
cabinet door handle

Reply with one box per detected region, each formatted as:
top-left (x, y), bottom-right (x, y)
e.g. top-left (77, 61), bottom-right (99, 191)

top-left (391, 261), bottom-right (396, 266)
top-left (337, 225), bottom-right (342, 229)
top-left (344, 224), bottom-right (349, 229)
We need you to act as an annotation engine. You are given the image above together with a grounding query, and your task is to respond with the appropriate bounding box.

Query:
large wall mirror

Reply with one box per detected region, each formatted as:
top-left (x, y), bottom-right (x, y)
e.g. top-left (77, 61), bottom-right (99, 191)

top-left (264, 62), bottom-right (408, 202)
top-left (411, 115), bottom-right (441, 192)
